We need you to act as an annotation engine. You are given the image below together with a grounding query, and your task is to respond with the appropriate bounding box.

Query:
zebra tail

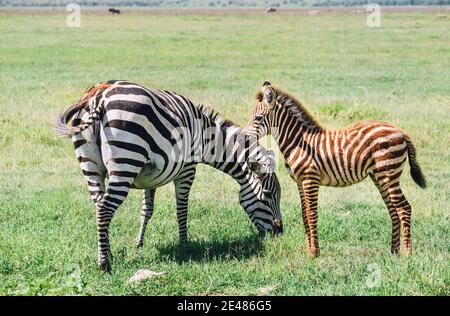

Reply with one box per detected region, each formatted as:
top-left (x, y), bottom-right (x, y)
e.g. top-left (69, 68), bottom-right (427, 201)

top-left (405, 134), bottom-right (427, 189)
top-left (55, 102), bottom-right (85, 138)
top-left (55, 82), bottom-right (111, 138)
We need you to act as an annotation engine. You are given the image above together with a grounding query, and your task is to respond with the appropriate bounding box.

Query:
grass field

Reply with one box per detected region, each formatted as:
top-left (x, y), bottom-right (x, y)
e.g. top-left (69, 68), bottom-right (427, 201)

top-left (0, 9), bottom-right (449, 295)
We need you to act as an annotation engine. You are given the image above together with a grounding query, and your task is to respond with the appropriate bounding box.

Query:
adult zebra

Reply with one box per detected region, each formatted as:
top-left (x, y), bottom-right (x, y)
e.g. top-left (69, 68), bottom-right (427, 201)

top-left (244, 82), bottom-right (426, 257)
top-left (56, 80), bottom-right (283, 272)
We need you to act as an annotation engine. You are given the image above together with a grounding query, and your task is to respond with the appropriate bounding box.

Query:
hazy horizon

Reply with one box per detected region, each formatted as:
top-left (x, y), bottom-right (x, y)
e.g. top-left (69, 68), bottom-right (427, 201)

top-left (1, 0), bottom-right (449, 8)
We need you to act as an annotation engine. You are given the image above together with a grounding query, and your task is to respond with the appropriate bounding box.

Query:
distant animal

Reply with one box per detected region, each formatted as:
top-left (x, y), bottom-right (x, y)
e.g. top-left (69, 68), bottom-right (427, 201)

top-left (56, 80), bottom-right (283, 273)
top-left (308, 10), bottom-right (319, 16)
top-left (108, 8), bottom-right (121, 15)
top-left (245, 81), bottom-right (427, 258)
top-left (266, 7), bottom-right (277, 13)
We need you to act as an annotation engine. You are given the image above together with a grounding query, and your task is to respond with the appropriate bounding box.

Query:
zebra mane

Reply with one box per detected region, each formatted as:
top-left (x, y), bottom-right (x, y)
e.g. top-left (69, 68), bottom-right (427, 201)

top-left (196, 104), bottom-right (238, 129)
top-left (255, 86), bottom-right (324, 130)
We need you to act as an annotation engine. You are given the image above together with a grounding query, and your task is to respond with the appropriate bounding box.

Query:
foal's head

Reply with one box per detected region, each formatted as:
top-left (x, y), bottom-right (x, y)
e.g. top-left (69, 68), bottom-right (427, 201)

top-left (245, 81), bottom-right (279, 139)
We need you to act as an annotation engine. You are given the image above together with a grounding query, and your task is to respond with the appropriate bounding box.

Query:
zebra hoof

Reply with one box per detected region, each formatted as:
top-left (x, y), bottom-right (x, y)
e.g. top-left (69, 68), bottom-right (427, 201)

top-left (391, 247), bottom-right (400, 256)
top-left (135, 237), bottom-right (144, 248)
top-left (98, 254), bottom-right (112, 273)
top-left (309, 248), bottom-right (320, 258)
top-left (99, 261), bottom-right (112, 274)
top-left (402, 247), bottom-right (412, 256)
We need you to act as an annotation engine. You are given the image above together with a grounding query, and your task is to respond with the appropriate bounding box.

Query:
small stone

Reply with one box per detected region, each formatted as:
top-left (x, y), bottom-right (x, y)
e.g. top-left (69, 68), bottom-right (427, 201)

top-left (258, 285), bottom-right (276, 294)
top-left (127, 269), bottom-right (167, 284)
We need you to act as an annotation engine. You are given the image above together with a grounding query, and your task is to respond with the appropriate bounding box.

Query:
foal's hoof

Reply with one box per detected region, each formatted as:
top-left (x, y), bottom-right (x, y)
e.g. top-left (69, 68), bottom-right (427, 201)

top-left (403, 247), bottom-right (412, 256)
top-left (309, 248), bottom-right (320, 258)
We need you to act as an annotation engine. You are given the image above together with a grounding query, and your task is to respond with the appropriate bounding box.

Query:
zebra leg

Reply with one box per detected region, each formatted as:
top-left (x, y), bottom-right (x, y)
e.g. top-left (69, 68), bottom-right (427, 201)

top-left (73, 134), bottom-right (106, 204)
top-left (297, 184), bottom-right (311, 249)
top-left (80, 163), bottom-right (105, 205)
top-left (136, 188), bottom-right (156, 248)
top-left (96, 176), bottom-right (137, 273)
top-left (370, 174), bottom-right (401, 255)
top-left (300, 178), bottom-right (320, 257)
top-left (174, 166), bottom-right (197, 242)
top-left (388, 186), bottom-right (412, 255)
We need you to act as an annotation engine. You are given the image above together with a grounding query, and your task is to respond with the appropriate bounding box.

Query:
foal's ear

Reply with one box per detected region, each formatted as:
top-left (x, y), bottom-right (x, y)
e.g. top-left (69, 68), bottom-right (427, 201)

top-left (255, 81), bottom-right (272, 102)
top-left (261, 84), bottom-right (275, 109)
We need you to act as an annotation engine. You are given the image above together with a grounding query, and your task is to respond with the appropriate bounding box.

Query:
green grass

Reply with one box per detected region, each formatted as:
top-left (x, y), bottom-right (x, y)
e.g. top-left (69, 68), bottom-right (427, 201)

top-left (0, 11), bottom-right (449, 295)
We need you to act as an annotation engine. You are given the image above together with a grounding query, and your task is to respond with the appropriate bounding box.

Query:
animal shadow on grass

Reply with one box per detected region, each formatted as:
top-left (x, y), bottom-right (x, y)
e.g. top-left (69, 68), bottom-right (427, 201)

top-left (156, 234), bottom-right (265, 263)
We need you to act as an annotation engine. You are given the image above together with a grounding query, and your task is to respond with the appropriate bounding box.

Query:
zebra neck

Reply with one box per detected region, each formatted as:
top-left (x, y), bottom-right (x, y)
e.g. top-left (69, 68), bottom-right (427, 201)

top-left (272, 106), bottom-right (323, 158)
top-left (201, 123), bottom-right (252, 183)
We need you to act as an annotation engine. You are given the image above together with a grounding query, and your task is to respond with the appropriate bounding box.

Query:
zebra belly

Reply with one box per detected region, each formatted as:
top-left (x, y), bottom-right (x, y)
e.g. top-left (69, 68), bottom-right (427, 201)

top-left (132, 161), bottom-right (183, 189)
top-left (319, 168), bottom-right (369, 187)
top-left (319, 175), bottom-right (368, 187)
top-left (285, 157), bottom-right (369, 187)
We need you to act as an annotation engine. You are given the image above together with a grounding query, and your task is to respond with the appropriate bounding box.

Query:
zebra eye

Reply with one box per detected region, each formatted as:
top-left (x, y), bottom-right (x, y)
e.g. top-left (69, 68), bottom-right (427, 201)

top-left (255, 115), bottom-right (264, 123)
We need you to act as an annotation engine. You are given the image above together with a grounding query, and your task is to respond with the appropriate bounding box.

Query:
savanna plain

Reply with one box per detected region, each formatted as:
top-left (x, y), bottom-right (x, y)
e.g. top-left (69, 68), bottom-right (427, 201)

top-left (0, 9), bottom-right (449, 295)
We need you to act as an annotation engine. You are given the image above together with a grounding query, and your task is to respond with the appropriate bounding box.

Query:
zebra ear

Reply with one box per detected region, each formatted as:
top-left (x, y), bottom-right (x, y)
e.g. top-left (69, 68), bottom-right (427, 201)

top-left (261, 85), bottom-right (275, 109)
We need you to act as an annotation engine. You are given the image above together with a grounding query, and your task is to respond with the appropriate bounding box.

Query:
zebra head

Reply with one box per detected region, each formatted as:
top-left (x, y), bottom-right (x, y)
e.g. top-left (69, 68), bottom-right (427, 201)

top-left (245, 81), bottom-right (278, 140)
top-left (242, 147), bottom-right (283, 236)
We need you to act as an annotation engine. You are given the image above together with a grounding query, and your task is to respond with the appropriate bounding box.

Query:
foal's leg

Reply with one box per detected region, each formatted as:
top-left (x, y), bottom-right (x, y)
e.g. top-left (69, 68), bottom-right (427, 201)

top-left (136, 188), bottom-right (156, 247)
top-left (174, 165), bottom-right (197, 241)
top-left (297, 184), bottom-right (311, 250)
top-left (370, 174), bottom-right (401, 255)
top-left (388, 184), bottom-right (412, 255)
top-left (300, 178), bottom-right (321, 257)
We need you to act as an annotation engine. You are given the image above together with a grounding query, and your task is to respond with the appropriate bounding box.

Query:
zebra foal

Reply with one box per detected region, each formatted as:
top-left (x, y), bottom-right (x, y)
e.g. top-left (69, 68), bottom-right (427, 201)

top-left (245, 81), bottom-right (426, 257)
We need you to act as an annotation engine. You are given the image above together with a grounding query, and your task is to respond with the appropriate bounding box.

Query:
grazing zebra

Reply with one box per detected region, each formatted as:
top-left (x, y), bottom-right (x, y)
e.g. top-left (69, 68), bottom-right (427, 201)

top-left (56, 80), bottom-right (283, 272)
top-left (244, 81), bottom-right (426, 257)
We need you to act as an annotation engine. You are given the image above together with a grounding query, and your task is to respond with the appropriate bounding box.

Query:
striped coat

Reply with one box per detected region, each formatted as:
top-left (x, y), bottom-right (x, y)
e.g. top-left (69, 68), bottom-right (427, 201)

top-left (245, 82), bottom-right (426, 257)
top-left (57, 80), bottom-right (282, 272)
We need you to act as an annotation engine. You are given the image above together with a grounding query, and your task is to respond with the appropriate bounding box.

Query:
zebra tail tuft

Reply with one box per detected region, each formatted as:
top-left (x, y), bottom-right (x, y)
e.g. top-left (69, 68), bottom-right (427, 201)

top-left (405, 135), bottom-right (427, 189)
top-left (55, 103), bottom-right (84, 138)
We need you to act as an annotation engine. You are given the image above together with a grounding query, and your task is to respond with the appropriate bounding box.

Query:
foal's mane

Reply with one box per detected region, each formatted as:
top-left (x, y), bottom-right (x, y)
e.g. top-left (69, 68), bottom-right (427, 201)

top-left (255, 86), bottom-right (324, 130)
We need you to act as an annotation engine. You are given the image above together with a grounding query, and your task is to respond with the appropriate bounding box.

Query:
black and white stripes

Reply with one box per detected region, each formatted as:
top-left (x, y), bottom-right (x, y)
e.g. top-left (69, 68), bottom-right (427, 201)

top-left (57, 80), bottom-right (283, 272)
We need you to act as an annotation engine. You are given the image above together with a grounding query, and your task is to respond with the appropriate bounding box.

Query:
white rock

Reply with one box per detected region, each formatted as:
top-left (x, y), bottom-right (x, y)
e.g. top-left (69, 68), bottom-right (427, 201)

top-left (258, 285), bottom-right (276, 294)
top-left (127, 269), bottom-right (167, 284)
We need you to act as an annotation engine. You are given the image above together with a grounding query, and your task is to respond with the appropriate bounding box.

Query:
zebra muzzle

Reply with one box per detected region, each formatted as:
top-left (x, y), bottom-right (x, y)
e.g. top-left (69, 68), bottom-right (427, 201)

top-left (273, 218), bottom-right (283, 235)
